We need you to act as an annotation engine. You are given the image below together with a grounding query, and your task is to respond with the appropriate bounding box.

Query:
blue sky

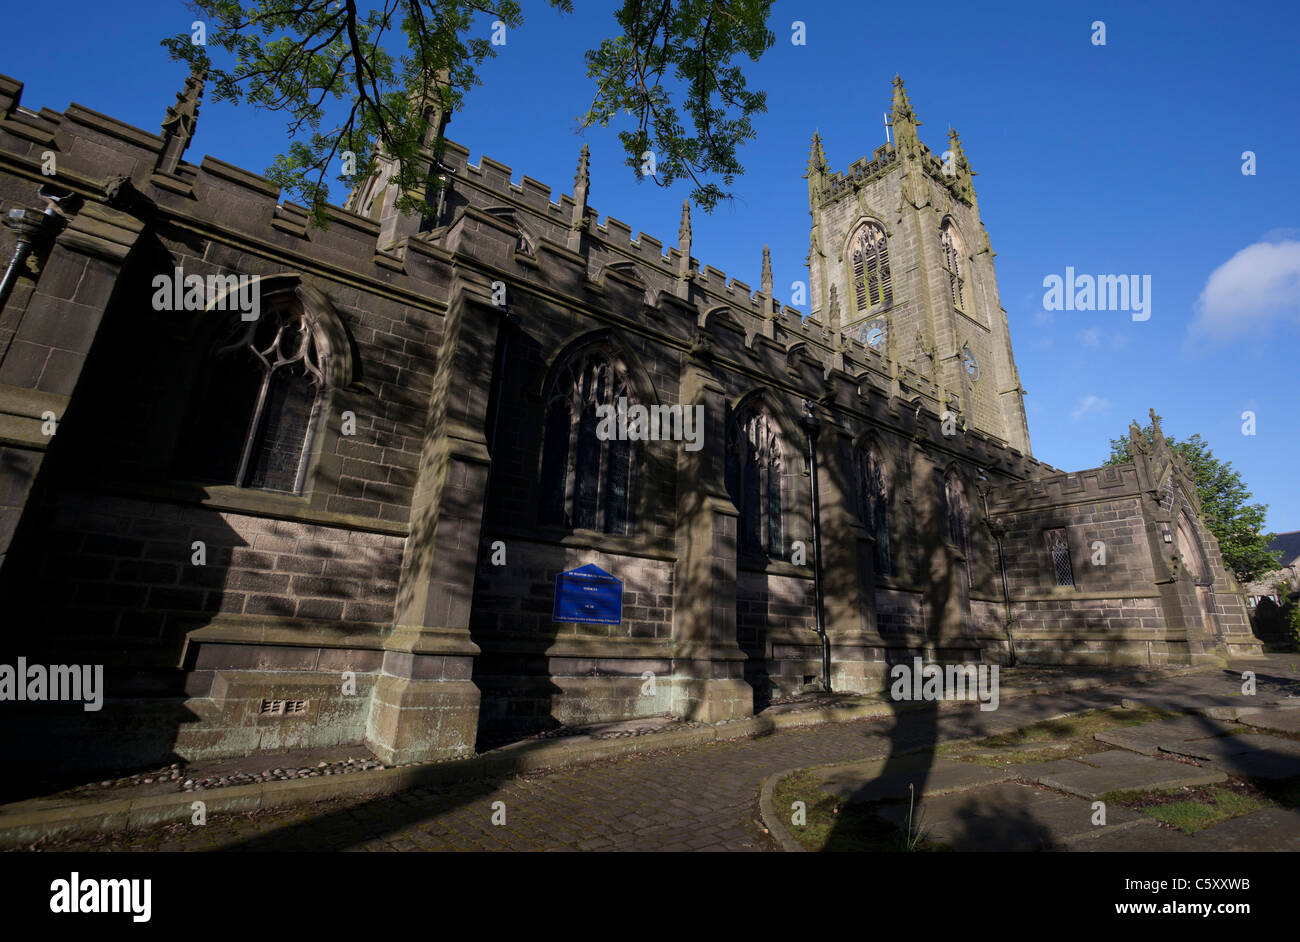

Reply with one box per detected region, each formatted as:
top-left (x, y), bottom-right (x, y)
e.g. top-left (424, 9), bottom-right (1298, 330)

top-left (3, 1), bottom-right (1298, 530)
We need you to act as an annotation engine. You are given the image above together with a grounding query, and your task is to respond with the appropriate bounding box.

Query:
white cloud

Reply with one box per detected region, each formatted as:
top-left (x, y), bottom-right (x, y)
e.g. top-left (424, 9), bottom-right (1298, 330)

top-left (1260, 227), bottom-right (1300, 243)
top-left (1077, 327), bottom-right (1102, 347)
top-left (1192, 238), bottom-right (1300, 337)
top-left (1070, 394), bottom-right (1111, 420)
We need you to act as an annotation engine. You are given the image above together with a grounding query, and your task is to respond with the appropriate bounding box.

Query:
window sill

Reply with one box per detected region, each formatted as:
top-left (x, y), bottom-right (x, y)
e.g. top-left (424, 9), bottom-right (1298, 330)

top-left (492, 524), bottom-right (677, 562)
top-left (736, 557), bottom-right (813, 578)
top-left (74, 478), bottom-right (409, 536)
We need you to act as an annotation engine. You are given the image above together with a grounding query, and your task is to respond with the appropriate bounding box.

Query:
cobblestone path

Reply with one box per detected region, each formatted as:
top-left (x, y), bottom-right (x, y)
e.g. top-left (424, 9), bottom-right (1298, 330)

top-left (47, 687), bottom-right (1129, 851)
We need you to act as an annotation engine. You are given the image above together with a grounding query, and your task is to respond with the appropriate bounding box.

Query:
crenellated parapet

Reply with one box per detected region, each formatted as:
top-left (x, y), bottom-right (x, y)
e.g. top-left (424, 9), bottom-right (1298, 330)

top-left (986, 463), bottom-right (1140, 516)
top-left (0, 72), bottom-right (474, 319)
top-left (816, 145), bottom-right (898, 208)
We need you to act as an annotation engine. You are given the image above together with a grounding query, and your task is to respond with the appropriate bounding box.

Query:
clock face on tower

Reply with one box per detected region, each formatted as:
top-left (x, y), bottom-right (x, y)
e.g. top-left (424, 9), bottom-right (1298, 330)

top-left (859, 319), bottom-right (887, 351)
top-left (961, 343), bottom-right (980, 383)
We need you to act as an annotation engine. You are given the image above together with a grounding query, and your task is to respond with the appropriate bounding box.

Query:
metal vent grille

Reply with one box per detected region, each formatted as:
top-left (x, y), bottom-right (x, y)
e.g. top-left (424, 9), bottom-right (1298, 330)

top-left (1046, 529), bottom-right (1075, 587)
top-left (260, 699), bottom-right (309, 716)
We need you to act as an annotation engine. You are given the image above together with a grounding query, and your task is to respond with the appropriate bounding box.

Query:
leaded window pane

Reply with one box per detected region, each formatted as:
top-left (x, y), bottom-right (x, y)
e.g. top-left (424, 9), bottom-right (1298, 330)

top-left (766, 460), bottom-right (782, 557)
top-left (742, 455), bottom-right (761, 556)
top-left (858, 445), bottom-right (892, 576)
top-left (246, 361), bottom-right (315, 491)
top-left (728, 407), bottom-right (785, 560)
top-left (538, 348), bottom-right (635, 536)
top-left (539, 402), bottom-right (572, 526)
top-left (573, 404), bottom-right (601, 530)
top-left (175, 297), bottom-right (325, 495)
top-left (1046, 528), bottom-right (1075, 587)
top-left (604, 437), bottom-right (632, 536)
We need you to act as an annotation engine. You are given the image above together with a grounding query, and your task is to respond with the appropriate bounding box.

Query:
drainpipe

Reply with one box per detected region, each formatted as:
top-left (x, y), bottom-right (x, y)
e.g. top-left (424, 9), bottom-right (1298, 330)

top-left (978, 471), bottom-right (1016, 667)
top-left (801, 400), bottom-right (831, 692)
top-left (0, 187), bottom-right (75, 314)
top-left (0, 209), bottom-right (46, 314)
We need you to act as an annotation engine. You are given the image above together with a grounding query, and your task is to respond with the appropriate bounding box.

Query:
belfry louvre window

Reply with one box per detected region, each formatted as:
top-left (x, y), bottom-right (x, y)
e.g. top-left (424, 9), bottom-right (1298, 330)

top-left (175, 295), bottom-right (326, 494)
top-left (538, 348), bottom-right (635, 535)
top-left (851, 223), bottom-right (892, 311)
top-left (1046, 528), bottom-right (1075, 587)
top-left (726, 406), bottom-right (784, 559)
top-left (940, 223), bottom-right (965, 311)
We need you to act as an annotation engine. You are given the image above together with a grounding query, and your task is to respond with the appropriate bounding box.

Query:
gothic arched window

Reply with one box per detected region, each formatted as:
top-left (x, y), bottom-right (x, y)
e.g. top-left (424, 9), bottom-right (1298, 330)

top-left (857, 443), bottom-right (893, 576)
top-left (726, 404), bottom-right (785, 559)
top-left (538, 347), bottom-right (636, 535)
top-left (851, 223), bottom-right (892, 311)
top-left (1045, 528), bottom-right (1075, 587)
top-left (174, 294), bottom-right (327, 494)
top-left (940, 222), bottom-right (965, 312)
top-left (944, 469), bottom-right (972, 585)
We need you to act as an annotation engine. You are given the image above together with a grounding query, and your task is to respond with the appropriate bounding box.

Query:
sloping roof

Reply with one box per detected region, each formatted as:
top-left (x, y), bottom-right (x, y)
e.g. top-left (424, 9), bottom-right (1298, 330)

top-left (1268, 530), bottom-right (1300, 566)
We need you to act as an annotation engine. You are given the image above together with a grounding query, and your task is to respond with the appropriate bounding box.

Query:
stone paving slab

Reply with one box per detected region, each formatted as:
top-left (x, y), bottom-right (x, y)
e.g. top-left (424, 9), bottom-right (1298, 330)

top-left (1066, 820), bottom-right (1203, 852)
top-left (968, 742), bottom-right (1074, 760)
top-left (813, 756), bottom-right (1014, 803)
top-left (1239, 710), bottom-right (1300, 735)
top-left (1095, 716), bottom-right (1237, 756)
top-left (1202, 748), bottom-right (1300, 780)
top-left (1014, 750), bottom-right (1227, 799)
top-left (875, 782), bottom-right (1144, 851)
top-left (1160, 732), bottom-right (1300, 761)
top-left (1117, 694), bottom-right (1251, 715)
top-left (1192, 807), bottom-right (1300, 851)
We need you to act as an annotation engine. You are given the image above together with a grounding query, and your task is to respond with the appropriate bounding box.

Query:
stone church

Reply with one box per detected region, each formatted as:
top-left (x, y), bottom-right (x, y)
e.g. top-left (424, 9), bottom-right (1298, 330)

top-left (0, 69), bottom-right (1261, 777)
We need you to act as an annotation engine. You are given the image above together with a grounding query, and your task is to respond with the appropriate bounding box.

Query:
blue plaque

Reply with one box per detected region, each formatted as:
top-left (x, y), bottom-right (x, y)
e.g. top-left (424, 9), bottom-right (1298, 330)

top-left (553, 564), bottom-right (623, 625)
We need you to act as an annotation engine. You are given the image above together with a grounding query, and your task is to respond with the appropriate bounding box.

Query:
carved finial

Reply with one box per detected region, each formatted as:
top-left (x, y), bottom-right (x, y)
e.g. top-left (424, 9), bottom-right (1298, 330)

top-left (157, 66), bottom-right (206, 175)
top-left (574, 143), bottom-right (590, 193)
top-left (890, 75), bottom-right (920, 153)
top-left (806, 131), bottom-right (826, 175)
top-left (827, 283), bottom-right (841, 331)
top-left (947, 127), bottom-right (968, 169)
top-left (675, 200), bottom-right (693, 297)
top-left (569, 143), bottom-right (591, 251)
top-left (891, 75), bottom-right (915, 121)
top-left (761, 245), bottom-right (773, 296)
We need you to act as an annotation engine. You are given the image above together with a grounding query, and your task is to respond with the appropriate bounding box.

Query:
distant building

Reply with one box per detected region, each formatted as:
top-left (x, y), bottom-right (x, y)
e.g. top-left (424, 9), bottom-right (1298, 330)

top-left (0, 71), bottom-right (1262, 778)
top-left (1243, 531), bottom-right (1300, 645)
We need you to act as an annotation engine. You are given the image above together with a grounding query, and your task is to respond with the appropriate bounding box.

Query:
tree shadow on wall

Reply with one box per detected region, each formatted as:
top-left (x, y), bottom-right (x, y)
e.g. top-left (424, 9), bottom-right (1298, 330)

top-left (818, 482), bottom-right (1053, 853)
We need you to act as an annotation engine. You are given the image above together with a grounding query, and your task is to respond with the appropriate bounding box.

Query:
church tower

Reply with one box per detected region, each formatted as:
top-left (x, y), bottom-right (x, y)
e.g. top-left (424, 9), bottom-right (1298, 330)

top-left (806, 76), bottom-right (1031, 455)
